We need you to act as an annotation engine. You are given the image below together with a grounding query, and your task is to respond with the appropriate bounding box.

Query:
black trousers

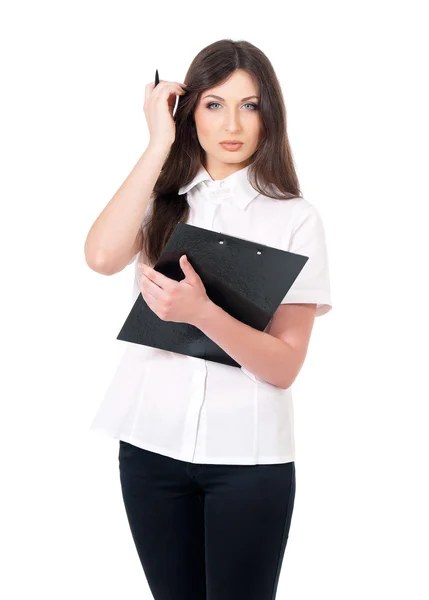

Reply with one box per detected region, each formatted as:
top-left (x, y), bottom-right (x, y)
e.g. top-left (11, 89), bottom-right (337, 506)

top-left (118, 440), bottom-right (296, 600)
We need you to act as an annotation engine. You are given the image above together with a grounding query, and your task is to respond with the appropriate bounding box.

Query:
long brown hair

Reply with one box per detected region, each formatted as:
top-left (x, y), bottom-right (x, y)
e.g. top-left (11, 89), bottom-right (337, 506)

top-left (142, 39), bottom-right (303, 267)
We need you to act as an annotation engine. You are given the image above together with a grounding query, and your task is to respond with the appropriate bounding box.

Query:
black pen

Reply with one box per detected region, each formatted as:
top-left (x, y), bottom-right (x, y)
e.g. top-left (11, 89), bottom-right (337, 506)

top-left (155, 69), bottom-right (159, 87)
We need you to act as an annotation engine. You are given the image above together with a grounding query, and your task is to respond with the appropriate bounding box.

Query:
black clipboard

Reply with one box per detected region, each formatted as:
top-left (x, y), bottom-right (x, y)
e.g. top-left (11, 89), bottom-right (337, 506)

top-left (117, 220), bottom-right (308, 368)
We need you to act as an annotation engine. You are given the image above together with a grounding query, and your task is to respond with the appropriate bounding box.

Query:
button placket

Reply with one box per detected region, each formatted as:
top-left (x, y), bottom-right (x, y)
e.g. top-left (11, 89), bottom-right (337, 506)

top-left (203, 182), bottom-right (233, 228)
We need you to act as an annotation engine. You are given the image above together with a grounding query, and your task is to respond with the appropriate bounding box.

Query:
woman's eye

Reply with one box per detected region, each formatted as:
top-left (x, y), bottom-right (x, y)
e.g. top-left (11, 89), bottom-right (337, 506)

top-left (206, 102), bottom-right (258, 110)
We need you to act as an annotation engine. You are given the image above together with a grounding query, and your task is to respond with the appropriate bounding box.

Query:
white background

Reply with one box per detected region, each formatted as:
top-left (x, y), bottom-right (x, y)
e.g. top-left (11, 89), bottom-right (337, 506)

top-left (2, 1), bottom-right (428, 598)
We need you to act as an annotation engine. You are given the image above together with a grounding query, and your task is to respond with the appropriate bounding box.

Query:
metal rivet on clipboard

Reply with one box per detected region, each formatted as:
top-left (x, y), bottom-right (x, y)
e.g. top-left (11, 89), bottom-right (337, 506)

top-left (218, 239), bottom-right (263, 255)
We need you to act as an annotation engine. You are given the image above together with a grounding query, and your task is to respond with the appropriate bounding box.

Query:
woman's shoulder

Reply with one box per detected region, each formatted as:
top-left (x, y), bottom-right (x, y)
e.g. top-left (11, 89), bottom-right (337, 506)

top-left (258, 193), bottom-right (319, 223)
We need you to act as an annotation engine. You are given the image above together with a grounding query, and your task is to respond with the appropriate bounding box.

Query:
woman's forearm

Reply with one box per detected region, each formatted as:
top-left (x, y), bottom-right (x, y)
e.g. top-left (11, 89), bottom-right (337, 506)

top-left (84, 143), bottom-right (169, 274)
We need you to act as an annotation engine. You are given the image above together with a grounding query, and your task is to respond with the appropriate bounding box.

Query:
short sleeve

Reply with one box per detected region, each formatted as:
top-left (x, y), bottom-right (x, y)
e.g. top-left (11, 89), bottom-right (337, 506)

top-left (281, 204), bottom-right (332, 317)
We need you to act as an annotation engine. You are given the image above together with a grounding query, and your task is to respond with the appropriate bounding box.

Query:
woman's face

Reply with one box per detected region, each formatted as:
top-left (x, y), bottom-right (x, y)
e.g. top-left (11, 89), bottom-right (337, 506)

top-left (193, 69), bottom-right (263, 176)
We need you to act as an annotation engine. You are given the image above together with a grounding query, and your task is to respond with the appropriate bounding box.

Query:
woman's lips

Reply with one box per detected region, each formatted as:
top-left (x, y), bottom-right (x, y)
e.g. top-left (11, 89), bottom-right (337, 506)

top-left (219, 142), bottom-right (243, 151)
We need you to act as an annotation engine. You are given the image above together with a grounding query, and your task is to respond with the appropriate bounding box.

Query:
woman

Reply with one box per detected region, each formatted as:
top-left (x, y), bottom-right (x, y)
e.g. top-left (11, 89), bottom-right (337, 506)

top-left (86, 39), bottom-right (332, 600)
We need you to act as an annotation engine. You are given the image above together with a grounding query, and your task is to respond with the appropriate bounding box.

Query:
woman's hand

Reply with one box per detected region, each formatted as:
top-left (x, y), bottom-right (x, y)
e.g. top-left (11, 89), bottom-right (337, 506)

top-left (138, 255), bottom-right (211, 327)
top-left (144, 79), bottom-right (187, 151)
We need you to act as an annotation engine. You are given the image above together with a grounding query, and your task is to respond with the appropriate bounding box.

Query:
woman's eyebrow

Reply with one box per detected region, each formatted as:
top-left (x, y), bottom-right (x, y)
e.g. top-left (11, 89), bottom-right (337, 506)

top-left (202, 94), bottom-right (259, 101)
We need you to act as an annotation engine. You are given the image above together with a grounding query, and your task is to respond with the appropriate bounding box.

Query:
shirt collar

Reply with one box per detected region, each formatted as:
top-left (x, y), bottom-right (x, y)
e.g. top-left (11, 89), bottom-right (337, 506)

top-left (178, 164), bottom-right (259, 210)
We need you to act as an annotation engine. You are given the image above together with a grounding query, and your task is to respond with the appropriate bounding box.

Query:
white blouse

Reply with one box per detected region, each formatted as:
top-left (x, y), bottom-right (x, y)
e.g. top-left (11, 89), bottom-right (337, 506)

top-left (89, 163), bottom-right (332, 464)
